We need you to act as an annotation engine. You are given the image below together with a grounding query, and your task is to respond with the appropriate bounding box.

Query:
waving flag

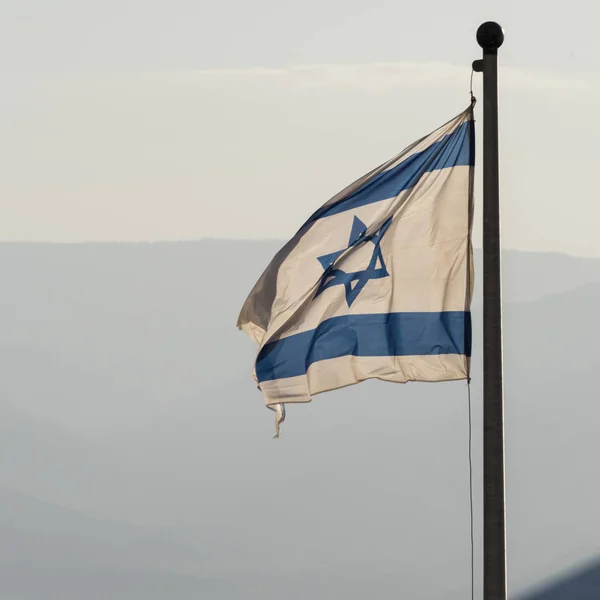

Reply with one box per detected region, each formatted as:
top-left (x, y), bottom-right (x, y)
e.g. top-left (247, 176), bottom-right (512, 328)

top-left (237, 105), bottom-right (475, 435)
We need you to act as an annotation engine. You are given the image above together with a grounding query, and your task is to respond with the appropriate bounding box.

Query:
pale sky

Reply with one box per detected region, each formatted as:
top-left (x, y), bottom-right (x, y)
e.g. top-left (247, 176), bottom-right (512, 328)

top-left (2, 0), bottom-right (600, 256)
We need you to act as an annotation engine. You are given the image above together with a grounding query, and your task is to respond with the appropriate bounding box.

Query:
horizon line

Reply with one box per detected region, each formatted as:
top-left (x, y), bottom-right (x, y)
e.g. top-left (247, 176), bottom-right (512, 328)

top-left (0, 239), bottom-right (597, 260)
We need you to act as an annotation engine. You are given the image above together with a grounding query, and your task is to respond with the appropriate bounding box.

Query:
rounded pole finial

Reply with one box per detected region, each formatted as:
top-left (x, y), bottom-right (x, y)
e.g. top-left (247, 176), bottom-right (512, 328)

top-left (477, 21), bottom-right (504, 51)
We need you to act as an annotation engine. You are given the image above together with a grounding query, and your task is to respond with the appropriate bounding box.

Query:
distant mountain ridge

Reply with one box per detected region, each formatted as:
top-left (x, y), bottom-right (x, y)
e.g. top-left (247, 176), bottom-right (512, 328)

top-left (0, 241), bottom-right (599, 599)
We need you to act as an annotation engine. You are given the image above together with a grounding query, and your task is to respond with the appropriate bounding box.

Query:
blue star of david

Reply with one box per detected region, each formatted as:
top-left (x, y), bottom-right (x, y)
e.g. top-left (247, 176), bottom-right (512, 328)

top-left (315, 216), bottom-right (393, 306)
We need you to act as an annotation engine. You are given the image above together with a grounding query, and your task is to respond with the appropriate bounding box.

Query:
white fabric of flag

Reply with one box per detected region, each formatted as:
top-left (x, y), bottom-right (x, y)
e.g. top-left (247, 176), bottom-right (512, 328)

top-left (237, 106), bottom-right (475, 435)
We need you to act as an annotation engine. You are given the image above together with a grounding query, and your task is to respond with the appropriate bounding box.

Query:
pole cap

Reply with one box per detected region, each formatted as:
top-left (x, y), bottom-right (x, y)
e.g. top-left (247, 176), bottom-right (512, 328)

top-left (476, 22), bottom-right (504, 51)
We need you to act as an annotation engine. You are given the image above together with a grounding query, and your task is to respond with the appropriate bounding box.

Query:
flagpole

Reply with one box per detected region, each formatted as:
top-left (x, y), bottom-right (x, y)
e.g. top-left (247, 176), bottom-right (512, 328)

top-left (474, 21), bottom-right (507, 600)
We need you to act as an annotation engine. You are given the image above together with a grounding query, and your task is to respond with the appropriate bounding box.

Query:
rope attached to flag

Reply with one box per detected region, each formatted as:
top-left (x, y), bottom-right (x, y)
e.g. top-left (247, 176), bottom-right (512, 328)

top-left (269, 403), bottom-right (286, 439)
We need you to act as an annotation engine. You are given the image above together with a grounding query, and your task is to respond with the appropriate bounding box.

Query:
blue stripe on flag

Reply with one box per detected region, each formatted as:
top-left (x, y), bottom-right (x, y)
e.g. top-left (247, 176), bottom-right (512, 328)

top-left (256, 311), bottom-right (471, 383)
top-left (309, 120), bottom-right (474, 222)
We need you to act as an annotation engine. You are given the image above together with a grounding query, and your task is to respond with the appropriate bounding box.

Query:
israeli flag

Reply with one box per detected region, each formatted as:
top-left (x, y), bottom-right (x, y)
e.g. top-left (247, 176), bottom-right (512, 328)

top-left (238, 106), bottom-right (474, 434)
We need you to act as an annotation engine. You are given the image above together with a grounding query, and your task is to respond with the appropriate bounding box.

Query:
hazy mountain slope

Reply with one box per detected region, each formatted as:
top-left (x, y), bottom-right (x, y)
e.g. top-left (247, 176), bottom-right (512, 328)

top-left (520, 559), bottom-right (600, 599)
top-left (0, 241), bottom-right (599, 599)
top-left (0, 483), bottom-right (236, 600)
top-left (0, 484), bottom-right (199, 569)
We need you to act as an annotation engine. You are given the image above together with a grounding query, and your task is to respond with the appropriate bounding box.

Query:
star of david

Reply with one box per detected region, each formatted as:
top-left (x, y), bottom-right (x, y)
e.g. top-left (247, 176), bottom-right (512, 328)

top-left (315, 215), bottom-right (392, 307)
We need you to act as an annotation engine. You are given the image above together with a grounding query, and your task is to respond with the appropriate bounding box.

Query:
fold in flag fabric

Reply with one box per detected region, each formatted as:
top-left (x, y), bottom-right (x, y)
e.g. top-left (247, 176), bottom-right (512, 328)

top-left (237, 105), bottom-right (475, 436)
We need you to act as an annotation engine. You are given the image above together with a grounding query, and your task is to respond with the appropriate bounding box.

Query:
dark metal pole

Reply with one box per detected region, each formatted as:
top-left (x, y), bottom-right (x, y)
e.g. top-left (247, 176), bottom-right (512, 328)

top-left (474, 21), bottom-right (507, 600)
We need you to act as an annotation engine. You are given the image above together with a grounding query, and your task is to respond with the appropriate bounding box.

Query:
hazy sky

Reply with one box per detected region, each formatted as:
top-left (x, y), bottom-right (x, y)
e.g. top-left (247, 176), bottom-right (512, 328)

top-left (2, 0), bottom-right (600, 256)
